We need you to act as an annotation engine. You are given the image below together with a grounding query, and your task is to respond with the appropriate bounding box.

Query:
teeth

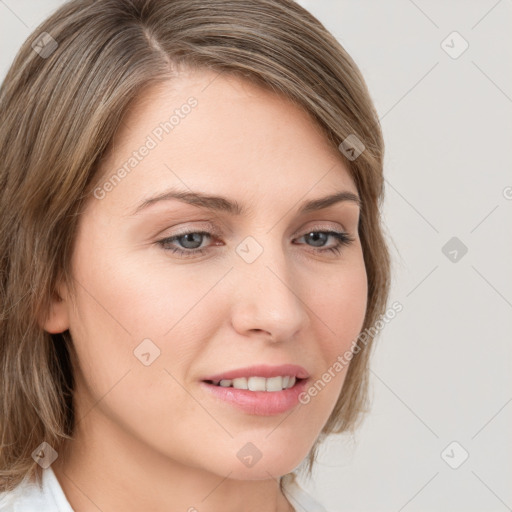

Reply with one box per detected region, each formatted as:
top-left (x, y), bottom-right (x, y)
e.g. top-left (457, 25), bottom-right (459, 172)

top-left (232, 377), bottom-right (248, 389)
top-left (214, 376), bottom-right (297, 391)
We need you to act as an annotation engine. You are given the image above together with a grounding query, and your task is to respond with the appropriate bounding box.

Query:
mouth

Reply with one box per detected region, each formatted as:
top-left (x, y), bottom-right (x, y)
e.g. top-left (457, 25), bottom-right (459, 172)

top-left (202, 375), bottom-right (306, 392)
top-left (199, 376), bottom-right (310, 416)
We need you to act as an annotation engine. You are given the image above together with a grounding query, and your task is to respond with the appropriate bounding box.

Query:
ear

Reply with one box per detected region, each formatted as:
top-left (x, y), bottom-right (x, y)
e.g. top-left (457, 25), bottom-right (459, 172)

top-left (40, 281), bottom-right (70, 334)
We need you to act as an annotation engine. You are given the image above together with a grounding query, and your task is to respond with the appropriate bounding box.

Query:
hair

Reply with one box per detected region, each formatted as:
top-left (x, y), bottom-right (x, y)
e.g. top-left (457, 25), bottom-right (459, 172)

top-left (0, 0), bottom-right (391, 493)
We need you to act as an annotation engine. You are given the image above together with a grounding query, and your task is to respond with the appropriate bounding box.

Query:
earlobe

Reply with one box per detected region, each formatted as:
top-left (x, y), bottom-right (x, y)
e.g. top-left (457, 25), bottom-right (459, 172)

top-left (40, 286), bottom-right (70, 334)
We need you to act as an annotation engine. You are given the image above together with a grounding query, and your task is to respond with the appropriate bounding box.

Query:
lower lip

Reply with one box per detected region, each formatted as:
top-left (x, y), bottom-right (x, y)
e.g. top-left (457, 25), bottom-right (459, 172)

top-left (199, 378), bottom-right (310, 416)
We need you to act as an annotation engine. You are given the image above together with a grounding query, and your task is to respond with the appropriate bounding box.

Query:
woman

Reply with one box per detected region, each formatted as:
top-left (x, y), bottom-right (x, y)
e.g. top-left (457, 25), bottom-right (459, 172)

top-left (0, 0), bottom-right (390, 510)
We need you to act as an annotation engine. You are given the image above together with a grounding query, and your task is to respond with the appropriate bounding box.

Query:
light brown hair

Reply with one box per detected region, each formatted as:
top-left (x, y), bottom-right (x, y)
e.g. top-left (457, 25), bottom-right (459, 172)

top-left (0, 0), bottom-right (390, 492)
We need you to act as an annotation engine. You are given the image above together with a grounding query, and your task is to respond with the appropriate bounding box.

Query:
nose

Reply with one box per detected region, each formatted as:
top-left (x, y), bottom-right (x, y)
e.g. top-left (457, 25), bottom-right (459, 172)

top-left (229, 237), bottom-right (310, 342)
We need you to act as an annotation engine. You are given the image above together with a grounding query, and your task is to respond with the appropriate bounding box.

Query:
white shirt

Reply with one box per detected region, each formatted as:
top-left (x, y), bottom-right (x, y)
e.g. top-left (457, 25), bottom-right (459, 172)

top-left (0, 467), bottom-right (328, 511)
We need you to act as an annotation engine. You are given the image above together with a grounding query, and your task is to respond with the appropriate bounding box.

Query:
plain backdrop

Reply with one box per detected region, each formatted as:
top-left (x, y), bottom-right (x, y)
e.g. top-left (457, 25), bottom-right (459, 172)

top-left (1, 1), bottom-right (511, 511)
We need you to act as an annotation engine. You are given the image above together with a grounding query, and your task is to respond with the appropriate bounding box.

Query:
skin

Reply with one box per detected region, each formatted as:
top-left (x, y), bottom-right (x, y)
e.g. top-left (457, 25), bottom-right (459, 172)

top-left (43, 67), bottom-right (368, 512)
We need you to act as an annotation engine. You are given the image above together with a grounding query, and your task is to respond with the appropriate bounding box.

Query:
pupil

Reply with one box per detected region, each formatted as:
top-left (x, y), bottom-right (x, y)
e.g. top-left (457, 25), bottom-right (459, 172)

top-left (181, 233), bottom-right (202, 249)
top-left (307, 232), bottom-right (326, 247)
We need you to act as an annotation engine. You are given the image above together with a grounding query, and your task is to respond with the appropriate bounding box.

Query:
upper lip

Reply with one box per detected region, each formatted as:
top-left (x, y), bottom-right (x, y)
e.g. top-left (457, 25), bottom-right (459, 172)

top-left (202, 364), bottom-right (310, 382)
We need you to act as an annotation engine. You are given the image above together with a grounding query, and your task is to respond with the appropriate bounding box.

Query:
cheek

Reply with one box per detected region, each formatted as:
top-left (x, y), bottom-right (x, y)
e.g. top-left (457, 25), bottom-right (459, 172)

top-left (304, 252), bottom-right (368, 351)
top-left (292, 257), bottom-right (367, 422)
top-left (67, 237), bottom-right (226, 385)
top-left (67, 245), bottom-right (216, 447)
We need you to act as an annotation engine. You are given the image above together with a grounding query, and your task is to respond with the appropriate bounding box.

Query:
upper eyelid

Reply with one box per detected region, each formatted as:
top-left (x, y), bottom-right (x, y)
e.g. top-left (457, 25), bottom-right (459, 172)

top-left (135, 197), bottom-right (361, 237)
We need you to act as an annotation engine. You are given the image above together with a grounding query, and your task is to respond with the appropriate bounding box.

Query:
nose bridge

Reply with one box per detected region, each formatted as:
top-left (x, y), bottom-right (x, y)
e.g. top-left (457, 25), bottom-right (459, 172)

top-left (230, 232), bottom-right (309, 339)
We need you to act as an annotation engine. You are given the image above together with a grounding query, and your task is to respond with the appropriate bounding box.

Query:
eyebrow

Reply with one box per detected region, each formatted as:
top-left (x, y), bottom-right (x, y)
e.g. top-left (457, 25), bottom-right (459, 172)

top-left (129, 187), bottom-right (361, 217)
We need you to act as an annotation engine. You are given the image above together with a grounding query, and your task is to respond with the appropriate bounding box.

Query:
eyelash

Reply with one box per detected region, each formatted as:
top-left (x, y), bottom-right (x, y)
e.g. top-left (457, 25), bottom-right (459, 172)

top-left (156, 228), bottom-right (355, 258)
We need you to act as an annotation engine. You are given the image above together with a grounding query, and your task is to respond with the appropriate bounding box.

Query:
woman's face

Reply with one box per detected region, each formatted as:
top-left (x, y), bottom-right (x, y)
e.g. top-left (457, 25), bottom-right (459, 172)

top-left (47, 67), bottom-right (367, 481)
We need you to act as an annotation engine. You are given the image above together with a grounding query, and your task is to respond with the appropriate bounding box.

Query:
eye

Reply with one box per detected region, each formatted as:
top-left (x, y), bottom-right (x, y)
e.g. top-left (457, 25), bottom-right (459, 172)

top-left (156, 228), bottom-right (355, 258)
top-left (294, 230), bottom-right (355, 255)
top-left (156, 230), bottom-right (215, 258)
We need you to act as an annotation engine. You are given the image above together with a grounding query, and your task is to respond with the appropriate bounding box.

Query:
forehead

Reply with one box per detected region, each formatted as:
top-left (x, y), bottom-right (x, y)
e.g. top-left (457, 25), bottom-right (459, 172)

top-left (92, 68), bottom-right (357, 216)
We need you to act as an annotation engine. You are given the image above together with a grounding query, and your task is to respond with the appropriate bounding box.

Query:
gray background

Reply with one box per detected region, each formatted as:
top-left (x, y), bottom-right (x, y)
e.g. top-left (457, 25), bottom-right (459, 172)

top-left (1, 1), bottom-right (511, 511)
